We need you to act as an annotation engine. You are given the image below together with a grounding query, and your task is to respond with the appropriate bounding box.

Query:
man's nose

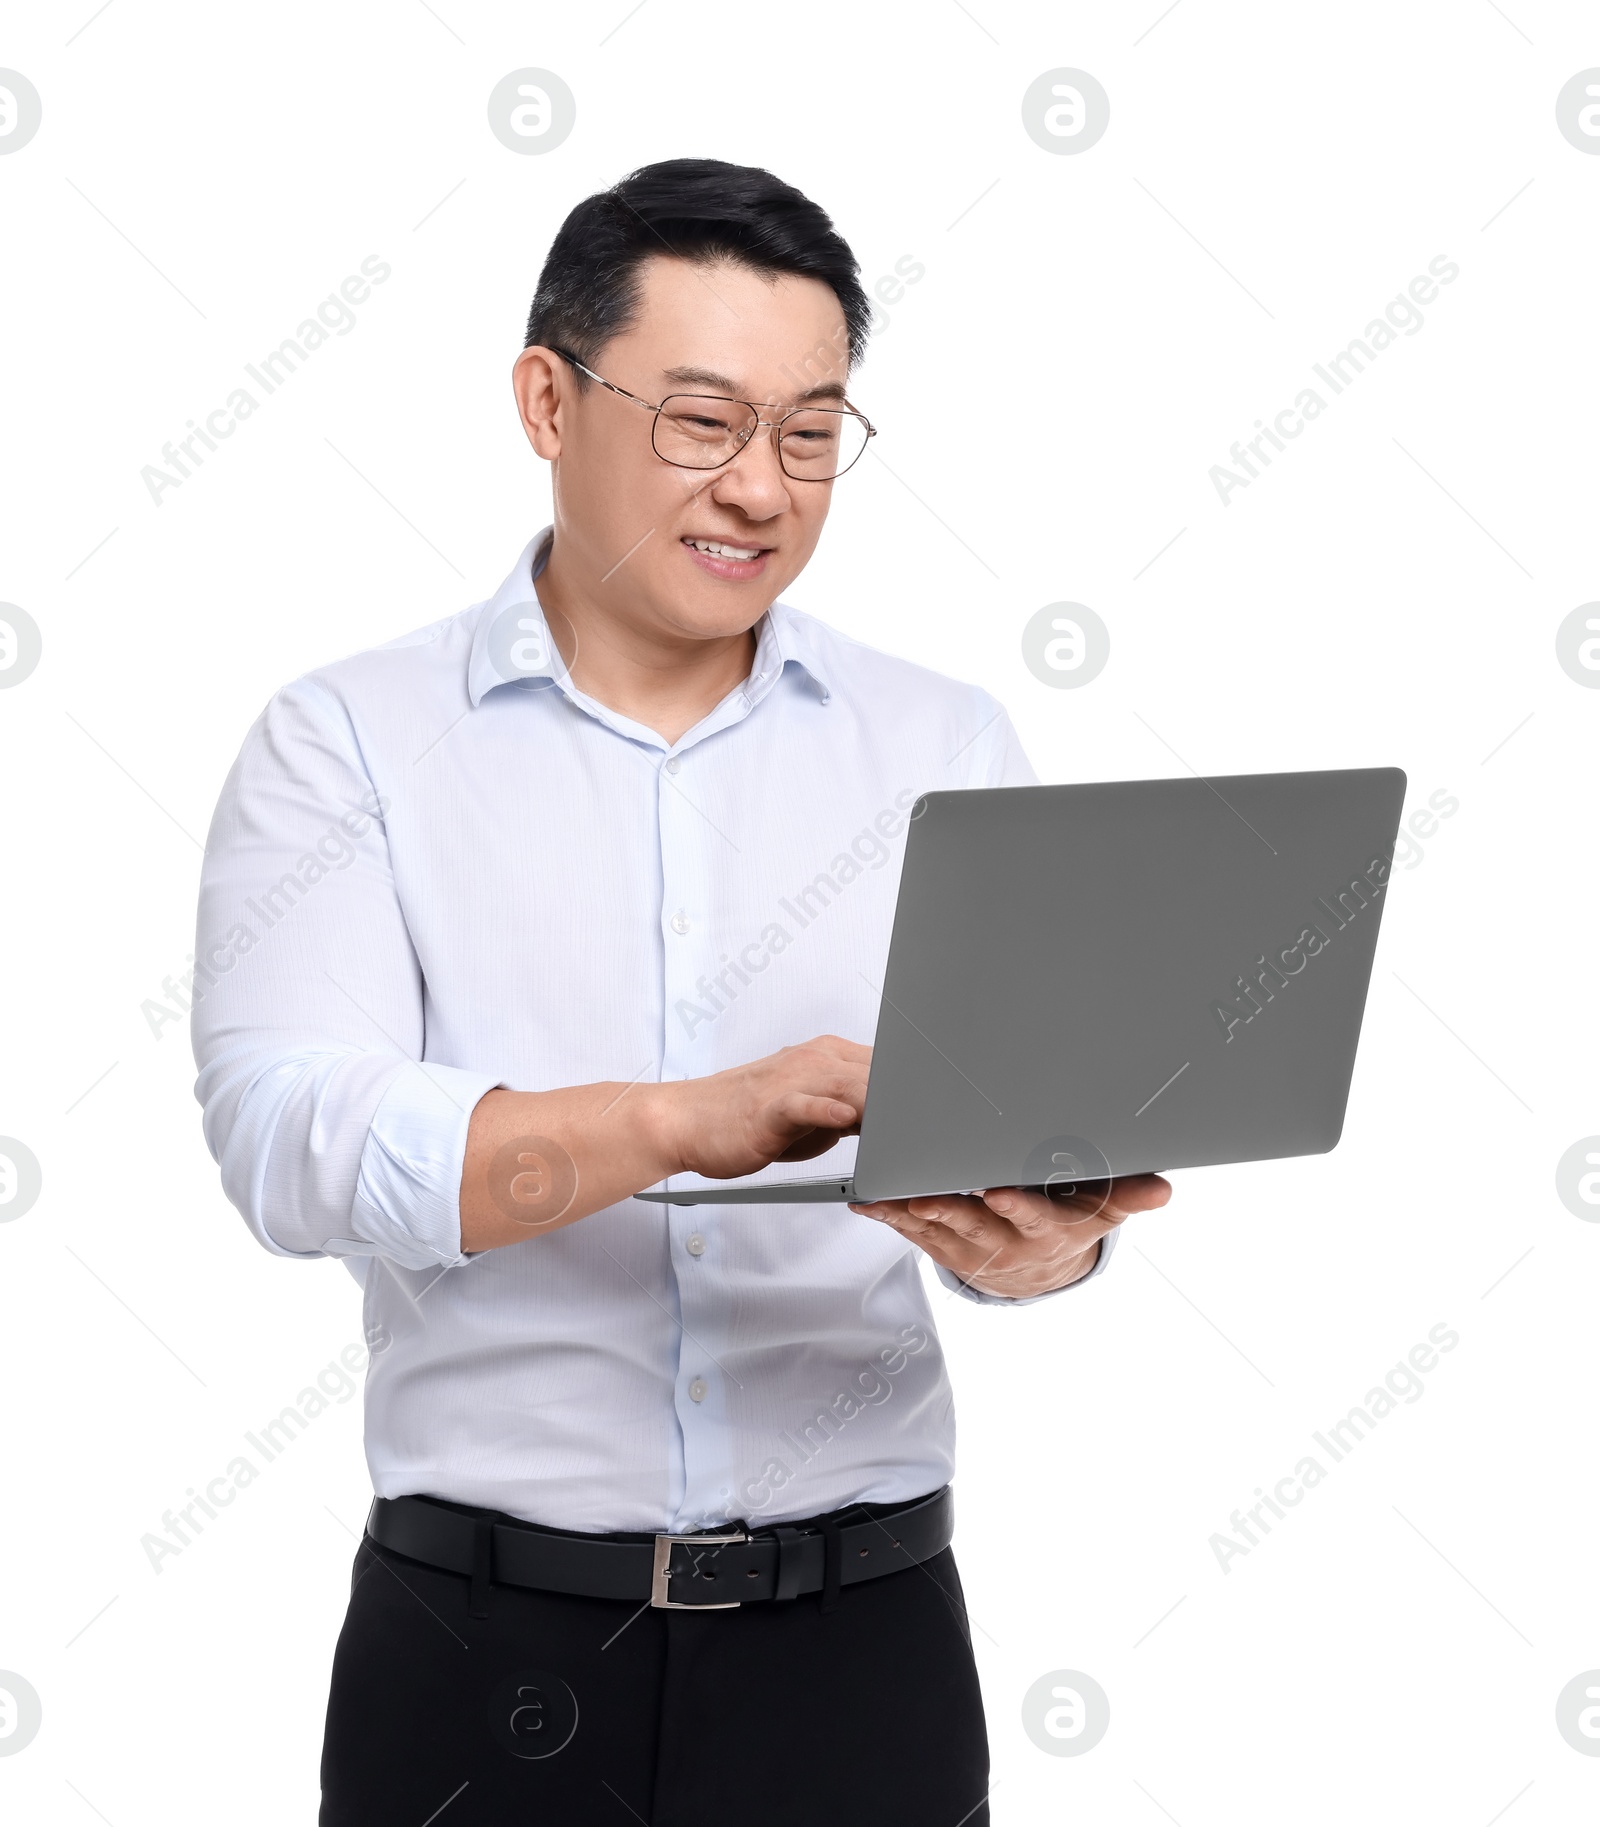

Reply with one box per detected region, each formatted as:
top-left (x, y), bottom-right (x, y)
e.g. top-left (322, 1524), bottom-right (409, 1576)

top-left (709, 420), bottom-right (793, 517)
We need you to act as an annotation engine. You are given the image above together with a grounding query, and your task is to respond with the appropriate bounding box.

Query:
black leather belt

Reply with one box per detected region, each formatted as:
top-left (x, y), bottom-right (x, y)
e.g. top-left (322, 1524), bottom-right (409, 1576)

top-left (366, 1485), bottom-right (954, 1613)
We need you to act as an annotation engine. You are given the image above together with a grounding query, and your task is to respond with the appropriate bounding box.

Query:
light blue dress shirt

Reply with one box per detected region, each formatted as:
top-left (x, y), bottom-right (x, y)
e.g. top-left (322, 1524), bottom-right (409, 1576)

top-left (191, 530), bottom-right (1114, 1532)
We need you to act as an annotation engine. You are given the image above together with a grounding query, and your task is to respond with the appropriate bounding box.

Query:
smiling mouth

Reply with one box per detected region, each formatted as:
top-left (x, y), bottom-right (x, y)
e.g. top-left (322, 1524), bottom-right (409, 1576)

top-left (683, 536), bottom-right (768, 561)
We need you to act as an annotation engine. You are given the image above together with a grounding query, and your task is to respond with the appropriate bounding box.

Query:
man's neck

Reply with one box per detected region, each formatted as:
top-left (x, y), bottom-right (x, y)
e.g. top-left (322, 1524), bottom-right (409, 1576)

top-left (536, 543), bottom-right (759, 747)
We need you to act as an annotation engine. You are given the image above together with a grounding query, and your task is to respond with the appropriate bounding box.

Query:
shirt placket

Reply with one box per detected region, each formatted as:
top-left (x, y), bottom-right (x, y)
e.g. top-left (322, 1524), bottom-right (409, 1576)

top-left (548, 631), bottom-right (787, 1532)
top-left (655, 736), bottom-right (741, 1529)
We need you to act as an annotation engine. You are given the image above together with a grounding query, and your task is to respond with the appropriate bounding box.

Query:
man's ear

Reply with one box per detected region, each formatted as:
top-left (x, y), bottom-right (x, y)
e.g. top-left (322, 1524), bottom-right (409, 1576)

top-left (512, 346), bottom-right (565, 460)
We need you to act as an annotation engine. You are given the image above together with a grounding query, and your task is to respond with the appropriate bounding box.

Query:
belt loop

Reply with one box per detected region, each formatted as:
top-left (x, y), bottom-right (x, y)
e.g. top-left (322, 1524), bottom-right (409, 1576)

top-left (773, 1526), bottom-right (805, 1602)
top-left (819, 1514), bottom-right (843, 1615)
top-left (469, 1517), bottom-right (493, 1620)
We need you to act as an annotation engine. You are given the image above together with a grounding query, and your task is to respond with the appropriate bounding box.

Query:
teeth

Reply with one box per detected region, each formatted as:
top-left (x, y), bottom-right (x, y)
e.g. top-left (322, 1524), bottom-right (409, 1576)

top-left (687, 538), bottom-right (761, 561)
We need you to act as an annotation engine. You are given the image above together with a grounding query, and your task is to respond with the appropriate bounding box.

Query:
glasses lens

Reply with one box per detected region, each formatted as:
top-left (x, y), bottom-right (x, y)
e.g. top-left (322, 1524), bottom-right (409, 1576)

top-left (654, 395), bottom-right (759, 469)
top-left (778, 409), bottom-right (870, 480)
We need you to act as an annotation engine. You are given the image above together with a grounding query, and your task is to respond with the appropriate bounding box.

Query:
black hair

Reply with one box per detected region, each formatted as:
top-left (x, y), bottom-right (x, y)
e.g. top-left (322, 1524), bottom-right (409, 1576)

top-left (524, 158), bottom-right (870, 381)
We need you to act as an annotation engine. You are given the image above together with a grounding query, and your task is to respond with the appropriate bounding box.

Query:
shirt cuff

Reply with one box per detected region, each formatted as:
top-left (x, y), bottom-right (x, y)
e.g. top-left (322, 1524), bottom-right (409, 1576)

top-left (935, 1224), bottom-right (1120, 1307)
top-left (349, 1062), bottom-right (503, 1271)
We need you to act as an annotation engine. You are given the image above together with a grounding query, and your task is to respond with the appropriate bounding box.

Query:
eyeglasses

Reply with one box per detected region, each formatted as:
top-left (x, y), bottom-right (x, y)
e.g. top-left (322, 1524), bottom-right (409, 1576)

top-left (545, 347), bottom-right (876, 482)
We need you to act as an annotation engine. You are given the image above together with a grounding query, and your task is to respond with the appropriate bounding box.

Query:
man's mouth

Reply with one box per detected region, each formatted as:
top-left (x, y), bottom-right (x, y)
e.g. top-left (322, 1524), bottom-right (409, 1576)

top-left (681, 535), bottom-right (771, 579)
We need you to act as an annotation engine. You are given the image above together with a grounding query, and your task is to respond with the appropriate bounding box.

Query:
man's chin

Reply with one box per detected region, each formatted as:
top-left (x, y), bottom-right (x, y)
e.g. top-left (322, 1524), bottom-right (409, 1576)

top-left (645, 566), bottom-right (795, 642)
top-left (654, 601), bottom-right (774, 646)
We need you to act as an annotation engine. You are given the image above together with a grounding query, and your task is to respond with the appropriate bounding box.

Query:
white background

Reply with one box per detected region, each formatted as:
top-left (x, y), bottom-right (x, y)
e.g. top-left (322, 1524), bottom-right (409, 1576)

top-left (2, 1), bottom-right (1598, 1821)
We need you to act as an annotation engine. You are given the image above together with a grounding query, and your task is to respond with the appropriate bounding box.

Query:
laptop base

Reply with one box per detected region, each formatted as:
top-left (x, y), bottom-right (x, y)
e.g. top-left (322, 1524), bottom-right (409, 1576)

top-left (636, 1176), bottom-right (857, 1205)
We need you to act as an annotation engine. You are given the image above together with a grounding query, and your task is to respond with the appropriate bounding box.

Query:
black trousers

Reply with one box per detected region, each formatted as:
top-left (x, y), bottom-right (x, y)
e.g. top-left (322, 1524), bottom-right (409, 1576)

top-left (319, 1493), bottom-right (990, 1826)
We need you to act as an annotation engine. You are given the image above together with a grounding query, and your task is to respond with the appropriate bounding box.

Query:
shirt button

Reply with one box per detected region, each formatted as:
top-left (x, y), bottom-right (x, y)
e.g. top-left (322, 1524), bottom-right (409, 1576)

top-left (665, 756), bottom-right (682, 775)
top-left (686, 1233), bottom-right (706, 1257)
top-left (688, 1377), bottom-right (708, 1403)
top-left (670, 911), bottom-right (689, 935)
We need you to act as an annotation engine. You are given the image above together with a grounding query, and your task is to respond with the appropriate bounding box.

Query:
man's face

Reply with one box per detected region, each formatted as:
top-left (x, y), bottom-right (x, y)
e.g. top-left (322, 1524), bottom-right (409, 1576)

top-left (517, 254), bottom-right (853, 640)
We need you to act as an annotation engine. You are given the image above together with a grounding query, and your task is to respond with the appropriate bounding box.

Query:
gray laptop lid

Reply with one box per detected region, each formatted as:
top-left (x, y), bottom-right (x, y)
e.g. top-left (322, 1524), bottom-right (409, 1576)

top-left (849, 767), bottom-right (1406, 1203)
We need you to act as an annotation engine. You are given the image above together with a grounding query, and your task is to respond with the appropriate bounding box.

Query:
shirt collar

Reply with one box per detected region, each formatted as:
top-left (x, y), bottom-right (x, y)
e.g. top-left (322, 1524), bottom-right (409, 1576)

top-left (466, 527), bottom-right (832, 714)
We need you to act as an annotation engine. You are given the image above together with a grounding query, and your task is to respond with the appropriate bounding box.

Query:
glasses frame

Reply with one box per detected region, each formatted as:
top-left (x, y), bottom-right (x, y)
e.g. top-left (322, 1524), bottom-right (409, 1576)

top-left (544, 346), bottom-right (876, 481)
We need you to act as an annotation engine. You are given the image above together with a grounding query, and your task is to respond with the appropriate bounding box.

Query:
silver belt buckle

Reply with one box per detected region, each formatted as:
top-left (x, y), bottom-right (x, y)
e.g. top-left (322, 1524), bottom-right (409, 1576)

top-left (650, 1528), bottom-right (747, 1609)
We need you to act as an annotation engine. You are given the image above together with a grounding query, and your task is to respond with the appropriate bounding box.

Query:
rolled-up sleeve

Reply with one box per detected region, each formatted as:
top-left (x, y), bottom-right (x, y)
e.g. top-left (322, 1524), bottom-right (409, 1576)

top-left (191, 676), bottom-right (499, 1270)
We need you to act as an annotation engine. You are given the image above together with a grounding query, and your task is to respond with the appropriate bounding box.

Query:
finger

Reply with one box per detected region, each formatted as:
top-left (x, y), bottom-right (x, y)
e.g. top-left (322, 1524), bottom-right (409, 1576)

top-left (879, 1203), bottom-right (945, 1245)
top-left (984, 1186), bottom-right (1111, 1240)
top-left (1050, 1173), bottom-right (1170, 1223)
top-left (1108, 1172), bottom-right (1172, 1211)
top-left (814, 1067), bottom-right (870, 1104)
top-left (800, 1034), bottom-right (873, 1067)
top-left (851, 1205), bottom-right (1000, 1278)
top-left (777, 1126), bottom-right (859, 1163)
top-left (784, 1063), bottom-right (869, 1110)
top-left (1028, 1175), bottom-right (1150, 1225)
top-left (774, 1091), bottom-right (860, 1135)
top-left (866, 1195), bottom-right (986, 1245)
top-left (1040, 1175), bottom-right (1120, 1220)
top-left (849, 1198), bottom-right (937, 1238)
top-left (903, 1194), bottom-right (999, 1249)
top-left (851, 1200), bottom-right (1005, 1281)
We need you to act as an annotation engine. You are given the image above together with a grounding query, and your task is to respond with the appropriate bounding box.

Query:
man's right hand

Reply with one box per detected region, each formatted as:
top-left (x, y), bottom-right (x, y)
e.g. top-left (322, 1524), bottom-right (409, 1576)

top-left (657, 1034), bottom-right (871, 1182)
top-left (459, 1036), bottom-right (870, 1252)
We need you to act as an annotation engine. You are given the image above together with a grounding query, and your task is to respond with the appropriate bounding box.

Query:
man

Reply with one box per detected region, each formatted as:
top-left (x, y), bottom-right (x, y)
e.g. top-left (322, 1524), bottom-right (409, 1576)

top-left (192, 158), bottom-right (1170, 1825)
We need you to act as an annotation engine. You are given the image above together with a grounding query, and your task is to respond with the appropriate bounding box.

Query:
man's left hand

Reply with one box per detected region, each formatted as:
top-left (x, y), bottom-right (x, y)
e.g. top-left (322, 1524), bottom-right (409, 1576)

top-left (848, 1173), bottom-right (1171, 1299)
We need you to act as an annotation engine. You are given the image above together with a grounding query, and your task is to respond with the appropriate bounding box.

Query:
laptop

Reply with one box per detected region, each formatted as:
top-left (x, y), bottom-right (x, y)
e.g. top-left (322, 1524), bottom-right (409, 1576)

top-left (637, 766), bottom-right (1406, 1207)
